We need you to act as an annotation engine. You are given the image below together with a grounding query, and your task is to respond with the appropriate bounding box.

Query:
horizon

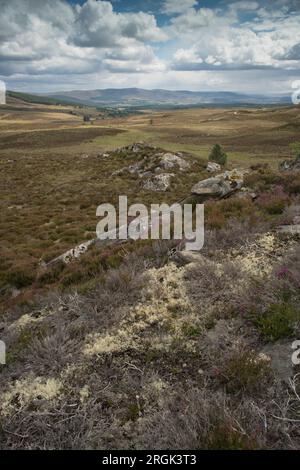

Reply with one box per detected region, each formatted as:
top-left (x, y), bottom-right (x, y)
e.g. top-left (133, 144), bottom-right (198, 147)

top-left (9, 86), bottom-right (291, 97)
top-left (1, 0), bottom-right (300, 95)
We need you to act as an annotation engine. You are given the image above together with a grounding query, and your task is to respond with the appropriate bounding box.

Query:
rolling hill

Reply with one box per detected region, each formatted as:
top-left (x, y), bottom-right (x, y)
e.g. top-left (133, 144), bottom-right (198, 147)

top-left (45, 87), bottom-right (290, 108)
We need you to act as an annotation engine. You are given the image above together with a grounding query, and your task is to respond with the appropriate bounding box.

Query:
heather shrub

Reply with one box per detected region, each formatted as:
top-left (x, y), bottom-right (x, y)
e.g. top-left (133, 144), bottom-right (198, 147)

top-left (205, 198), bottom-right (256, 229)
top-left (256, 186), bottom-right (290, 215)
top-left (244, 169), bottom-right (283, 191)
top-left (231, 241), bottom-right (299, 305)
top-left (37, 261), bottom-right (65, 286)
top-left (253, 302), bottom-right (300, 342)
top-left (215, 347), bottom-right (272, 394)
top-left (203, 217), bottom-right (268, 254)
top-left (137, 388), bottom-right (266, 450)
top-left (284, 173), bottom-right (300, 195)
top-left (4, 266), bottom-right (35, 288)
top-left (278, 204), bottom-right (300, 226)
top-left (105, 257), bottom-right (146, 293)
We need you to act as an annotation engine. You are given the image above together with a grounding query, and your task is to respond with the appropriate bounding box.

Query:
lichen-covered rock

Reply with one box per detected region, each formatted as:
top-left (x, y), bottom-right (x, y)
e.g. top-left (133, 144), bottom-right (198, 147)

top-left (191, 169), bottom-right (244, 199)
top-left (206, 161), bottom-right (221, 173)
top-left (142, 173), bottom-right (174, 192)
top-left (160, 153), bottom-right (190, 171)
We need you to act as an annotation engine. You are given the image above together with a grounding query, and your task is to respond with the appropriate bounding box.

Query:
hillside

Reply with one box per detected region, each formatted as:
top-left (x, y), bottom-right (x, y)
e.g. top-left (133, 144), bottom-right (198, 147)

top-left (7, 91), bottom-right (82, 107)
top-left (1, 102), bottom-right (300, 449)
top-left (46, 88), bottom-right (290, 108)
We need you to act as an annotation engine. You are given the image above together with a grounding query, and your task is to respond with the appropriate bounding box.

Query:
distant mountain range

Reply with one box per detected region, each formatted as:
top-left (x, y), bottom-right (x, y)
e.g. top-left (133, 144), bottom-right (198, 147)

top-left (43, 88), bottom-right (290, 108)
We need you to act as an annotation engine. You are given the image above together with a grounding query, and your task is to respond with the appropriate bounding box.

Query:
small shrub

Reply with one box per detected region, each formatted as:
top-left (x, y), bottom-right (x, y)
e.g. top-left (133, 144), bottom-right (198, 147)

top-left (216, 348), bottom-right (271, 393)
top-left (284, 174), bottom-right (300, 195)
top-left (253, 302), bottom-right (300, 342)
top-left (256, 186), bottom-right (290, 215)
top-left (203, 421), bottom-right (258, 450)
top-left (37, 261), bottom-right (65, 286)
top-left (5, 268), bottom-right (35, 288)
top-left (182, 322), bottom-right (202, 338)
top-left (289, 142), bottom-right (300, 157)
top-left (205, 198), bottom-right (256, 230)
top-left (61, 269), bottom-right (86, 288)
top-left (125, 401), bottom-right (141, 422)
top-left (244, 170), bottom-right (282, 191)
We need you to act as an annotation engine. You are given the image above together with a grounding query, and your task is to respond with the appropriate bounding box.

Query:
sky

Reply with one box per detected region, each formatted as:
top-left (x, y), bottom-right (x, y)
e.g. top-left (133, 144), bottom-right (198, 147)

top-left (0, 0), bottom-right (300, 94)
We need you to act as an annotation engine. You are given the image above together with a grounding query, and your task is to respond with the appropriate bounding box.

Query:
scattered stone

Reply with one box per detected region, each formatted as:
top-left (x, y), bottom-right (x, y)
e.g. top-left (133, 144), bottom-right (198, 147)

top-left (235, 187), bottom-right (257, 201)
top-left (11, 288), bottom-right (21, 298)
top-left (279, 155), bottom-right (300, 171)
top-left (168, 249), bottom-right (205, 266)
top-left (116, 142), bottom-right (157, 154)
top-left (47, 239), bottom-right (96, 266)
top-left (293, 215), bottom-right (300, 225)
top-left (276, 224), bottom-right (300, 235)
top-left (206, 161), bottom-right (221, 173)
top-left (142, 173), bottom-right (174, 192)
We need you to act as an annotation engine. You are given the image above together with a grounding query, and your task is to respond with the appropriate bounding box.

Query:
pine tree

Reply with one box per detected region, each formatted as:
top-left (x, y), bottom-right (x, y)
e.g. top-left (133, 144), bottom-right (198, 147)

top-left (209, 144), bottom-right (228, 166)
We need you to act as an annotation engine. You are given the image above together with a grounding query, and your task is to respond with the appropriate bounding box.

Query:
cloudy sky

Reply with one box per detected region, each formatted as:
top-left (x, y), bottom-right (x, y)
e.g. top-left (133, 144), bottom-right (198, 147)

top-left (0, 0), bottom-right (300, 94)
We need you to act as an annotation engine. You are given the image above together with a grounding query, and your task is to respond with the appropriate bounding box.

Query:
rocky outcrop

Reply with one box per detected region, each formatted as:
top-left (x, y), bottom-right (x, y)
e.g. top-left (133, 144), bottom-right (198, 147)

top-left (279, 155), bottom-right (300, 171)
top-left (159, 153), bottom-right (190, 171)
top-left (191, 169), bottom-right (245, 200)
top-left (45, 239), bottom-right (96, 266)
top-left (111, 143), bottom-right (192, 183)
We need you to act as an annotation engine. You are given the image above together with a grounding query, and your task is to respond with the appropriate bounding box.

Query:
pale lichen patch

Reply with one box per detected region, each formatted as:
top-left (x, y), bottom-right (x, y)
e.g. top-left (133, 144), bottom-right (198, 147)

top-left (0, 375), bottom-right (62, 416)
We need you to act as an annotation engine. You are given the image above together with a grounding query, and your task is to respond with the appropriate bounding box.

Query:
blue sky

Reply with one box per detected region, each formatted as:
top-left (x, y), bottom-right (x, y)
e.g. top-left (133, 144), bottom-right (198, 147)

top-left (0, 0), bottom-right (300, 94)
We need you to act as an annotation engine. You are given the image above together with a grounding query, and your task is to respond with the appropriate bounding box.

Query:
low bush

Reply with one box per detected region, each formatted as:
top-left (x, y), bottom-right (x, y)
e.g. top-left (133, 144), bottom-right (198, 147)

top-left (256, 186), bottom-right (290, 215)
top-left (216, 347), bottom-right (271, 394)
top-left (4, 267), bottom-right (35, 288)
top-left (205, 198), bottom-right (256, 230)
top-left (253, 302), bottom-right (300, 342)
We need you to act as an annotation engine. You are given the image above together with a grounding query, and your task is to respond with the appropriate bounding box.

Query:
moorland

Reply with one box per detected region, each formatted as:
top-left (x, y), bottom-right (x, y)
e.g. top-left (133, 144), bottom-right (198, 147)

top-left (1, 93), bottom-right (300, 449)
